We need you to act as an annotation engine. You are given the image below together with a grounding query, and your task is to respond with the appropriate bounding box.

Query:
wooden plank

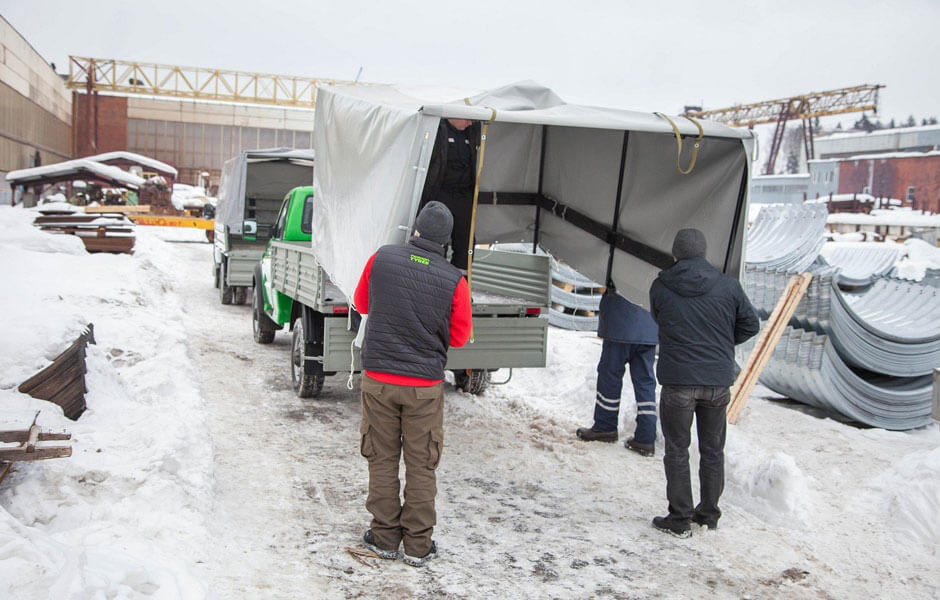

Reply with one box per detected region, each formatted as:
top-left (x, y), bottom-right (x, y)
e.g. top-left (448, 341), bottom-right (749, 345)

top-left (0, 462), bottom-right (12, 486)
top-left (84, 205), bottom-right (152, 214)
top-left (0, 431), bottom-right (71, 443)
top-left (0, 446), bottom-right (72, 462)
top-left (727, 273), bottom-right (812, 424)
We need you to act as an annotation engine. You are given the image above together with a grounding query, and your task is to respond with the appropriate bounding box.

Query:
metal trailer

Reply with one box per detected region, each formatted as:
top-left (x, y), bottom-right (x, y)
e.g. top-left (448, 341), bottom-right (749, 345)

top-left (261, 239), bottom-right (551, 397)
top-left (212, 148), bottom-right (314, 305)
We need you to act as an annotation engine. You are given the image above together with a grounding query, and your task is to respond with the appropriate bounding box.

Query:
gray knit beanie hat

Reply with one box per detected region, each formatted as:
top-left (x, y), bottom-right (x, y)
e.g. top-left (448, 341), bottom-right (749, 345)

top-left (415, 201), bottom-right (454, 245)
top-left (672, 228), bottom-right (707, 260)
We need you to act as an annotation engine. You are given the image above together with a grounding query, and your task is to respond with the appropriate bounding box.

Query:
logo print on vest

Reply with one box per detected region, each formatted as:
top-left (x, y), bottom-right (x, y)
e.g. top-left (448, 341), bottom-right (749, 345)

top-left (410, 254), bottom-right (430, 266)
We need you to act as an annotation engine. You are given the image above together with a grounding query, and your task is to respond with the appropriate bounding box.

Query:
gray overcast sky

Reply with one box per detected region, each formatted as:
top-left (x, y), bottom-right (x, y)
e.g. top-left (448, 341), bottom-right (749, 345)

top-left (2, 0), bottom-right (938, 122)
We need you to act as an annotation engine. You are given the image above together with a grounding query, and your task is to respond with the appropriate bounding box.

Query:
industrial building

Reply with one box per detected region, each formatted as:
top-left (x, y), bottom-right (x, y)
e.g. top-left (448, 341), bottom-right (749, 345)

top-left (0, 16), bottom-right (71, 204)
top-left (1, 16), bottom-right (321, 204)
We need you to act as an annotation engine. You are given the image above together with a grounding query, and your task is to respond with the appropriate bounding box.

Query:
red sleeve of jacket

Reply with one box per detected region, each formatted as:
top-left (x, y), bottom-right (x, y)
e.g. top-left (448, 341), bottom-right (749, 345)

top-left (353, 253), bottom-right (376, 314)
top-left (449, 277), bottom-right (472, 348)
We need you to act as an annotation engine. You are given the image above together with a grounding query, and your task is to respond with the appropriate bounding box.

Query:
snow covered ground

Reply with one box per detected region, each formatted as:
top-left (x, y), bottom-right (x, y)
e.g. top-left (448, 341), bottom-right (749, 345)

top-left (1, 205), bottom-right (939, 599)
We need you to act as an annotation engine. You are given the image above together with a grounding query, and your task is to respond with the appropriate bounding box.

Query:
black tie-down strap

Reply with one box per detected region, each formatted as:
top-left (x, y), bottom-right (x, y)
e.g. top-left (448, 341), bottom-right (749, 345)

top-left (476, 192), bottom-right (673, 270)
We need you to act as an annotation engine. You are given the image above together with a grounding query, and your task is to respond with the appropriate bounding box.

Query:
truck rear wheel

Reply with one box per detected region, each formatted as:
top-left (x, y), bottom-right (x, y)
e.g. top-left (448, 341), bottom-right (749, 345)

top-left (219, 262), bottom-right (234, 305)
top-left (455, 369), bottom-right (490, 395)
top-left (291, 317), bottom-right (324, 398)
top-left (252, 284), bottom-right (276, 344)
top-left (234, 287), bottom-right (248, 305)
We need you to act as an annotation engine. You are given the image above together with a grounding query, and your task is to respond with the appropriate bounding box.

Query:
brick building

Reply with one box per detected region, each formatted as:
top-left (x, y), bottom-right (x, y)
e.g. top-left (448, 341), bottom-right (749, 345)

top-left (809, 152), bottom-right (940, 214)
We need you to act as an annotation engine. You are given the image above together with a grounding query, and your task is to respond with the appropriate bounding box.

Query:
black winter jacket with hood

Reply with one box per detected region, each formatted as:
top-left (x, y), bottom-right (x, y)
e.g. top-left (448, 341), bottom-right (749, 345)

top-left (649, 256), bottom-right (760, 387)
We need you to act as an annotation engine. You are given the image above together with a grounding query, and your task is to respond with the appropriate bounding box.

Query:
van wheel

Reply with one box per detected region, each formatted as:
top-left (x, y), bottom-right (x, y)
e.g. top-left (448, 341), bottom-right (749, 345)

top-left (455, 369), bottom-right (490, 395)
top-left (219, 263), bottom-right (234, 305)
top-left (252, 284), bottom-right (276, 344)
top-left (291, 317), bottom-right (324, 398)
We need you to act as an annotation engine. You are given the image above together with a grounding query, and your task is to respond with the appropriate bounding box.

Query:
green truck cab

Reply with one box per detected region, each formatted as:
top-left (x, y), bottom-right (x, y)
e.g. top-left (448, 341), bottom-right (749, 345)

top-left (254, 185), bottom-right (552, 399)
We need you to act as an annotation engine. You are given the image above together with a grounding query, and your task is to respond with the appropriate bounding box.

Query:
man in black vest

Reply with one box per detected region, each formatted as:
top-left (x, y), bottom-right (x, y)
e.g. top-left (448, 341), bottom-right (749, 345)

top-left (353, 201), bottom-right (472, 566)
top-left (648, 228), bottom-right (759, 538)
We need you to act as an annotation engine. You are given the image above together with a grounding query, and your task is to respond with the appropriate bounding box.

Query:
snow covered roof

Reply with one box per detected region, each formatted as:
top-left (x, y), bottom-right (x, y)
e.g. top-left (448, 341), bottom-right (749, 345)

top-left (6, 159), bottom-right (146, 189)
top-left (807, 193), bottom-right (903, 205)
top-left (82, 151), bottom-right (178, 176)
top-left (818, 123), bottom-right (940, 142)
top-left (827, 209), bottom-right (940, 228)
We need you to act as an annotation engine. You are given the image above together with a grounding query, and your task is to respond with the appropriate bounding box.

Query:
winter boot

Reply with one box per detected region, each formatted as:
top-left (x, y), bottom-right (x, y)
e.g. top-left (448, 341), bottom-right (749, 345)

top-left (625, 436), bottom-right (655, 457)
top-left (576, 427), bottom-right (618, 443)
top-left (652, 516), bottom-right (691, 538)
top-left (692, 513), bottom-right (718, 530)
top-left (402, 540), bottom-right (438, 567)
top-left (363, 530), bottom-right (401, 560)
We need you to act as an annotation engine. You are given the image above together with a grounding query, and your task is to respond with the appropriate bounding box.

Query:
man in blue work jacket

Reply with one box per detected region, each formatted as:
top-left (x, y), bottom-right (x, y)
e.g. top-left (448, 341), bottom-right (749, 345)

top-left (576, 286), bottom-right (659, 456)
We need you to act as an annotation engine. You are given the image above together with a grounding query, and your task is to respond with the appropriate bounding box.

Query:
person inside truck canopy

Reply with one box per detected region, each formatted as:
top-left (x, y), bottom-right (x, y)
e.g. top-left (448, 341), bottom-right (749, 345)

top-left (418, 118), bottom-right (481, 273)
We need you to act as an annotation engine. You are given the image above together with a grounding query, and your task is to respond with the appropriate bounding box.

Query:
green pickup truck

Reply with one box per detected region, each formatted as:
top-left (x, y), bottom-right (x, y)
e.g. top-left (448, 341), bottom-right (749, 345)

top-left (253, 185), bottom-right (552, 398)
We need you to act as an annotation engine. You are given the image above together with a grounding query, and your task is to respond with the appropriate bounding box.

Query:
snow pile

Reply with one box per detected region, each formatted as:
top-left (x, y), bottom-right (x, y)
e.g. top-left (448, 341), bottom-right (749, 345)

top-left (0, 206), bottom-right (212, 598)
top-left (895, 238), bottom-right (940, 281)
top-left (867, 446), bottom-right (940, 554)
top-left (724, 430), bottom-right (814, 528)
top-left (171, 184), bottom-right (208, 211)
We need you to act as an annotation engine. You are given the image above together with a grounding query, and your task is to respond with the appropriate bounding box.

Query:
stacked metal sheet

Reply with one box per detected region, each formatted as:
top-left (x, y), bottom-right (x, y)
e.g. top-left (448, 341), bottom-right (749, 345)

top-left (745, 203), bottom-right (828, 272)
top-left (547, 257), bottom-right (601, 331)
top-left (820, 242), bottom-right (903, 287)
top-left (739, 326), bottom-right (934, 430)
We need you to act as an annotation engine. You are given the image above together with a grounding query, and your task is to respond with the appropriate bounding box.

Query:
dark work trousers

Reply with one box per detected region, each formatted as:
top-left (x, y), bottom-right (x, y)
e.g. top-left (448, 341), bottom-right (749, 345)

top-left (660, 385), bottom-right (730, 526)
top-left (594, 340), bottom-right (657, 444)
top-left (435, 186), bottom-right (474, 270)
top-left (359, 374), bottom-right (444, 558)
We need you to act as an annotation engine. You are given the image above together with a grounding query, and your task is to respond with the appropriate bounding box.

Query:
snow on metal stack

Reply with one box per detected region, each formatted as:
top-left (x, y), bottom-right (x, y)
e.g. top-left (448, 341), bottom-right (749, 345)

top-left (745, 203), bottom-right (828, 272)
top-left (819, 242), bottom-right (903, 287)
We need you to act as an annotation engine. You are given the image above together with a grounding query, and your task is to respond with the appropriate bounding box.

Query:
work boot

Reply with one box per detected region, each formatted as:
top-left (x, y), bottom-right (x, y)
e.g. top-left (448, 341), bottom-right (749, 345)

top-left (363, 530), bottom-right (401, 560)
top-left (652, 516), bottom-right (691, 538)
top-left (576, 427), bottom-right (618, 443)
top-left (402, 540), bottom-right (438, 567)
top-left (625, 436), bottom-right (655, 457)
top-left (692, 513), bottom-right (718, 530)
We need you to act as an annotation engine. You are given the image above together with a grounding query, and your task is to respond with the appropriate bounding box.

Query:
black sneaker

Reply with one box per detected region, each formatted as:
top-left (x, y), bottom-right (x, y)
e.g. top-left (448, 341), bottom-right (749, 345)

top-left (625, 437), bottom-right (655, 457)
top-left (363, 529), bottom-right (401, 560)
top-left (402, 540), bottom-right (437, 567)
top-left (652, 516), bottom-right (691, 538)
top-left (692, 514), bottom-right (718, 530)
top-left (576, 427), bottom-right (618, 443)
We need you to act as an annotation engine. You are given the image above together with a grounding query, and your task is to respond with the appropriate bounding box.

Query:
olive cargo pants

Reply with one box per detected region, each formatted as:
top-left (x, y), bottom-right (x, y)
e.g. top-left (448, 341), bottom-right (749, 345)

top-left (360, 373), bottom-right (444, 557)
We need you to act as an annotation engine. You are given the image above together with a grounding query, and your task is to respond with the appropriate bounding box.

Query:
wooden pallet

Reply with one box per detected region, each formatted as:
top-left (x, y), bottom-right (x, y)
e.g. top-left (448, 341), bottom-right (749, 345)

top-left (18, 325), bottom-right (95, 421)
top-left (0, 413), bottom-right (72, 485)
top-left (34, 215), bottom-right (135, 254)
top-left (727, 273), bottom-right (812, 424)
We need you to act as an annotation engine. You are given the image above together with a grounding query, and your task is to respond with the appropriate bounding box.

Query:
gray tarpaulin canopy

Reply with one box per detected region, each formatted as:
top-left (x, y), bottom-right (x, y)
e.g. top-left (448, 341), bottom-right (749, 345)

top-left (217, 148), bottom-right (315, 234)
top-left (312, 82), bottom-right (755, 309)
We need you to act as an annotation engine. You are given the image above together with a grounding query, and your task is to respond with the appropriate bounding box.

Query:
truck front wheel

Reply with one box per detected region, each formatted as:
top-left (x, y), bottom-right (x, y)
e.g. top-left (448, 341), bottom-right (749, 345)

top-left (252, 284), bottom-right (276, 344)
top-left (291, 317), bottom-right (324, 398)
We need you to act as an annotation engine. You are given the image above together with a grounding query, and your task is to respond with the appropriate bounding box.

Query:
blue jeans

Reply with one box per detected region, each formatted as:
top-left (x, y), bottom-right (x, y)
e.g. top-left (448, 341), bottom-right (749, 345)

top-left (660, 385), bottom-right (729, 525)
top-left (593, 340), bottom-right (657, 444)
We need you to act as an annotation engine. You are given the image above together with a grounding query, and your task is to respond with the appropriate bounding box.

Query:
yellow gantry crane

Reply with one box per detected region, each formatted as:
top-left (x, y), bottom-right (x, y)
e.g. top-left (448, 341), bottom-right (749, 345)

top-left (685, 84), bottom-right (884, 174)
top-left (67, 56), bottom-right (369, 108)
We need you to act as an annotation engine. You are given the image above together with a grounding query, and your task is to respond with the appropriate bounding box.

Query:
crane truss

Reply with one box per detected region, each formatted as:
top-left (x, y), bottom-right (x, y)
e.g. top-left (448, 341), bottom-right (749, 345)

top-left (67, 56), bottom-right (367, 108)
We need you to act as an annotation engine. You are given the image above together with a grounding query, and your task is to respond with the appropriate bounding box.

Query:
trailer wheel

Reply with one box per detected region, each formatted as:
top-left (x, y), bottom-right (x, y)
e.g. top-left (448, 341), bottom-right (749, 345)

top-left (219, 262), bottom-right (234, 305)
top-left (456, 369), bottom-right (490, 395)
top-left (252, 284), bottom-right (276, 344)
top-left (291, 317), bottom-right (324, 398)
top-left (234, 286), bottom-right (248, 305)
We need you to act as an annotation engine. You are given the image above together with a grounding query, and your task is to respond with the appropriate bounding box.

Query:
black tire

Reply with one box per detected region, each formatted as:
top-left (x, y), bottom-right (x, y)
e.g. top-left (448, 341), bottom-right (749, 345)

top-left (213, 263), bottom-right (220, 289)
top-left (291, 317), bottom-right (324, 398)
top-left (252, 284), bottom-right (276, 344)
top-left (234, 286), bottom-right (248, 305)
top-left (219, 262), bottom-right (234, 305)
top-left (456, 369), bottom-right (490, 395)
